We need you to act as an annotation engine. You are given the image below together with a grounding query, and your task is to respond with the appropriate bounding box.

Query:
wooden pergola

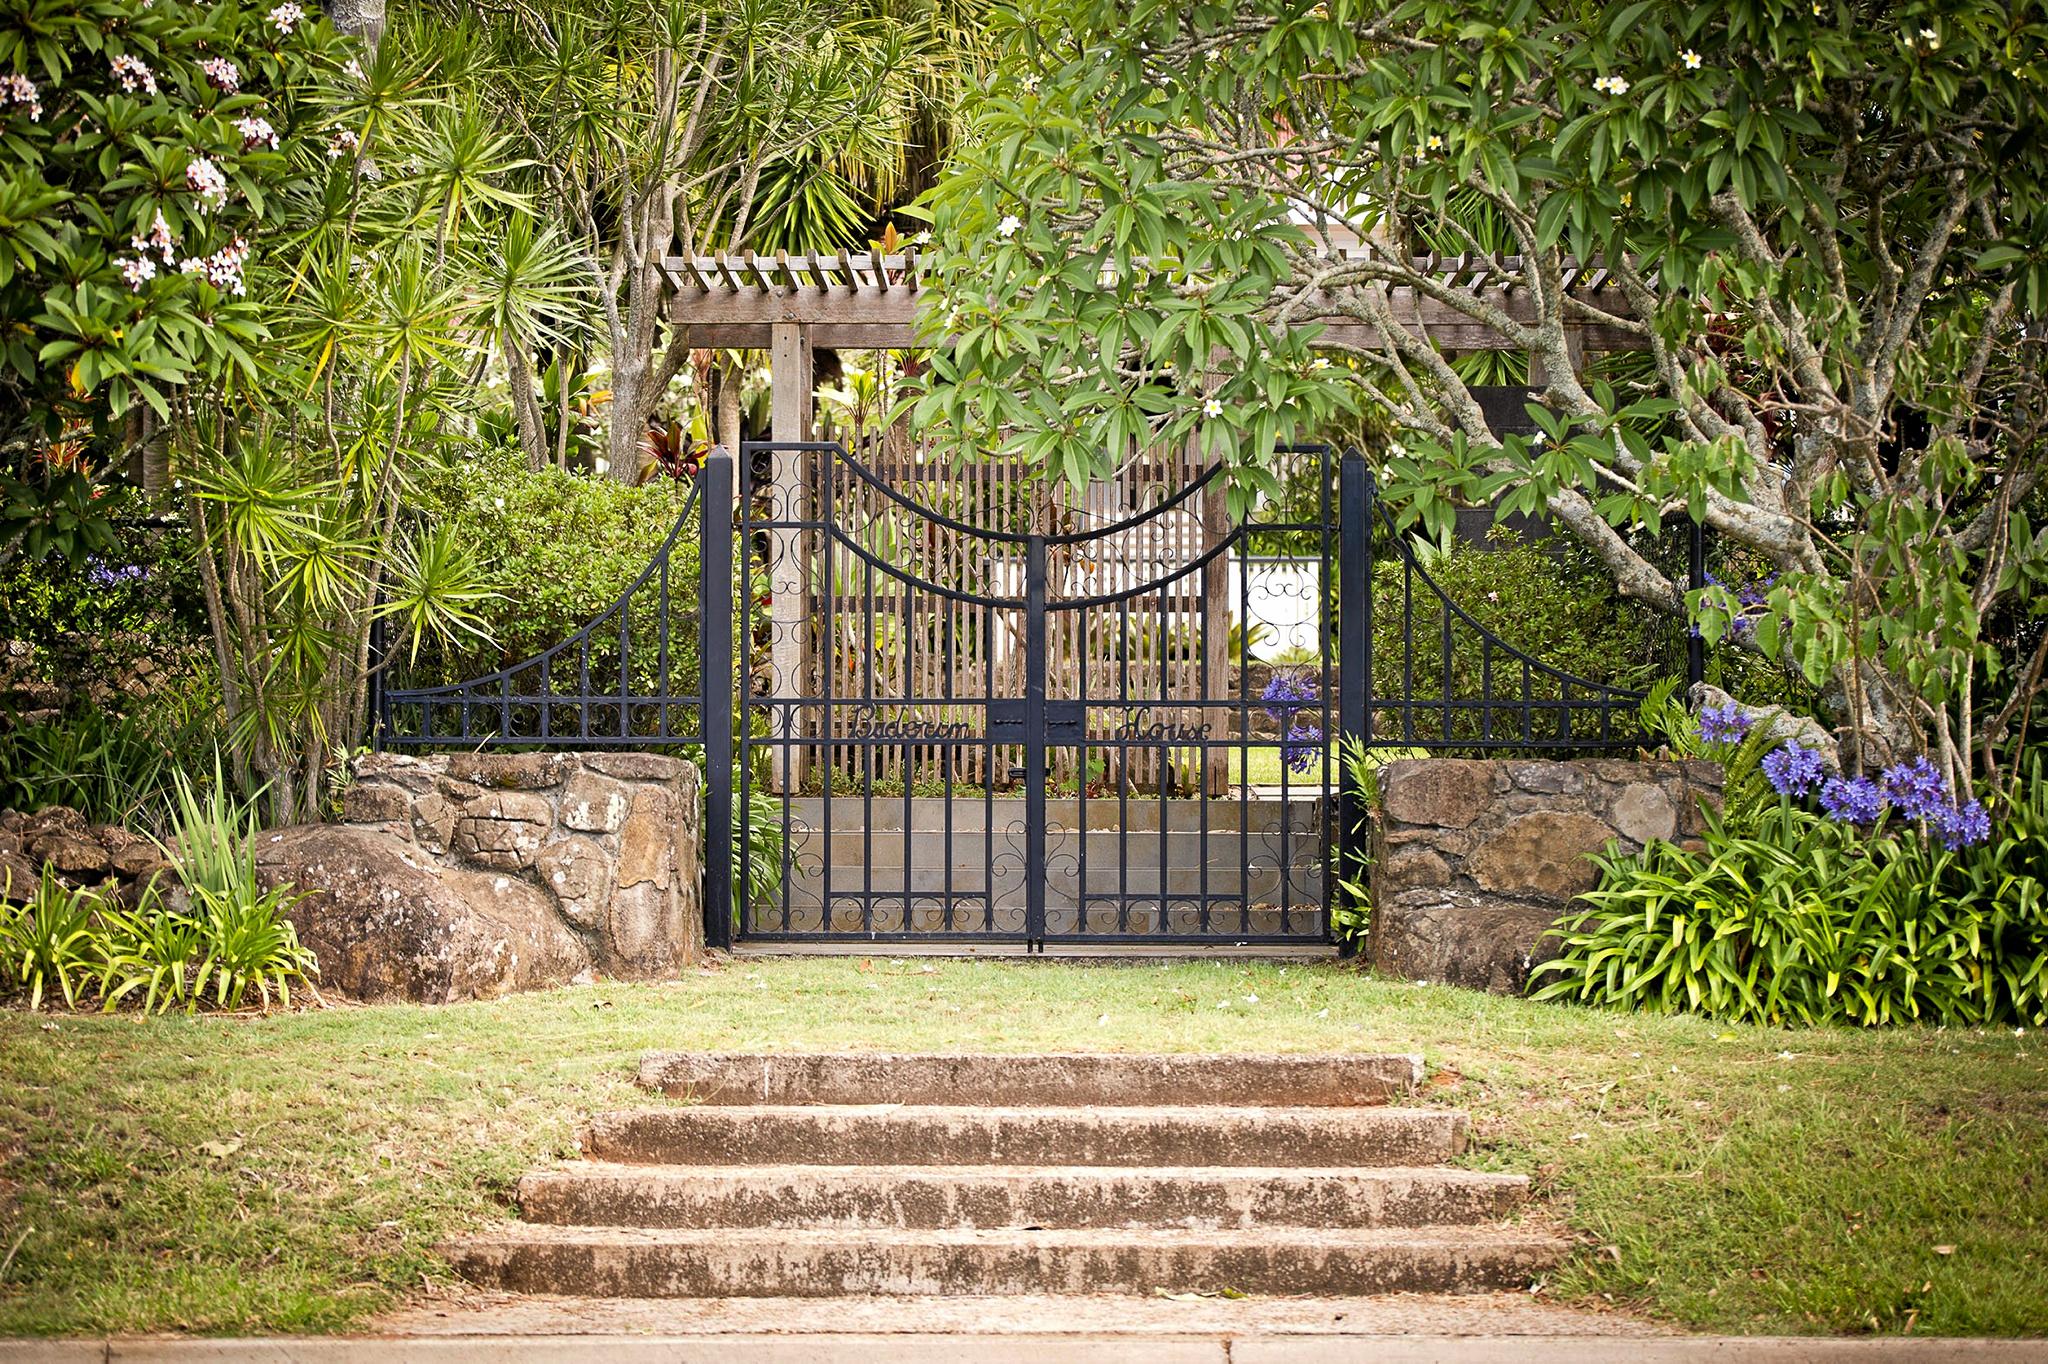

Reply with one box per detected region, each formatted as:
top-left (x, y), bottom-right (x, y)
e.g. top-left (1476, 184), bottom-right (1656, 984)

top-left (664, 249), bottom-right (1644, 792)
top-left (662, 249), bottom-right (1646, 446)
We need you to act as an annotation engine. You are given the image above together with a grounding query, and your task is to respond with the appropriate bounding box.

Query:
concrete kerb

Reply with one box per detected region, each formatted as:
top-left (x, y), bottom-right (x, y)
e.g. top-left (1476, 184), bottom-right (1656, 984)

top-left (3, 1337), bottom-right (2044, 1363)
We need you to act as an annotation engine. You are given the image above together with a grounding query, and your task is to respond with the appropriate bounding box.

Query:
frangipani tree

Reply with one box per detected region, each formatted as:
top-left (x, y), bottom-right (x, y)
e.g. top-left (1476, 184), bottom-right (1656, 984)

top-left (913, 0), bottom-right (2048, 790)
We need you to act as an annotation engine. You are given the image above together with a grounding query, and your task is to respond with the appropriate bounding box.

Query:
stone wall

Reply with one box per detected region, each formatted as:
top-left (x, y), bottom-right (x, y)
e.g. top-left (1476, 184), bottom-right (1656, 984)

top-left (1367, 757), bottom-right (1722, 994)
top-left (255, 751), bottom-right (702, 1003)
top-left (0, 805), bottom-right (169, 904)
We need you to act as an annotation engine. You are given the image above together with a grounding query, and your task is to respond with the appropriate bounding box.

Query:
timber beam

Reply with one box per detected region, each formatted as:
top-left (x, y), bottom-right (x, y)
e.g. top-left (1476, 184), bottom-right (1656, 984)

top-left (663, 252), bottom-right (1649, 352)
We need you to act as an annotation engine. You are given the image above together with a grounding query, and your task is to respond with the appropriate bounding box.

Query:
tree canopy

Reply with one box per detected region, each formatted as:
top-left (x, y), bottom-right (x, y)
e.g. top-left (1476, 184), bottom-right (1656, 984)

top-left (914, 0), bottom-right (2048, 780)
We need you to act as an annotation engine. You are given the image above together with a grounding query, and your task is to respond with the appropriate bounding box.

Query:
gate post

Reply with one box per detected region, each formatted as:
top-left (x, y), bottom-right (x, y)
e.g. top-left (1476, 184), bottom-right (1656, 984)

top-left (1686, 516), bottom-right (1707, 688)
top-left (701, 449), bottom-right (736, 952)
top-left (1024, 533), bottom-right (1049, 950)
top-left (1336, 451), bottom-right (1373, 955)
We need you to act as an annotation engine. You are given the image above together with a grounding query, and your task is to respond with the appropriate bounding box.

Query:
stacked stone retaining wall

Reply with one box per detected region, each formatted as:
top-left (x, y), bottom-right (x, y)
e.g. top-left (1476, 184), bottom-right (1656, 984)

top-left (252, 751), bottom-right (703, 1003)
top-left (1367, 757), bottom-right (1723, 993)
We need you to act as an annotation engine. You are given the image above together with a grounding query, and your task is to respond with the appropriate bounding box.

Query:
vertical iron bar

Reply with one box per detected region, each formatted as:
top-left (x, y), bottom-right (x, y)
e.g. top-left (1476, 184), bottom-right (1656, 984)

top-left (367, 613), bottom-right (386, 750)
top-left (1337, 452), bottom-right (1372, 954)
top-left (1077, 622), bottom-right (1090, 937)
top-left (1024, 534), bottom-right (1049, 949)
top-left (863, 535), bottom-right (877, 935)
top-left (1118, 599), bottom-right (1131, 925)
top-left (1197, 539), bottom-right (1211, 936)
top-left (1687, 515), bottom-right (1707, 688)
top-left (700, 449), bottom-right (735, 952)
top-left (1237, 531), bottom-right (1252, 935)
top-left (822, 449), bottom-right (837, 936)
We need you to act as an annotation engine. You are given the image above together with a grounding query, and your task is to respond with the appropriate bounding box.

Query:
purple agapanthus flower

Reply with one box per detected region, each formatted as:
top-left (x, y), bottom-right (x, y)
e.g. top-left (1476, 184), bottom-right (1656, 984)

top-left (1282, 720), bottom-right (1324, 774)
top-left (1881, 756), bottom-right (1949, 822)
top-left (1263, 673), bottom-right (1322, 774)
top-left (1698, 702), bottom-right (1753, 745)
top-left (1262, 672), bottom-right (1318, 729)
top-left (1761, 743), bottom-right (1827, 796)
top-left (1935, 799), bottom-right (1992, 850)
top-left (1817, 775), bottom-right (1885, 825)
top-left (1261, 672), bottom-right (1318, 712)
top-left (86, 561), bottom-right (147, 587)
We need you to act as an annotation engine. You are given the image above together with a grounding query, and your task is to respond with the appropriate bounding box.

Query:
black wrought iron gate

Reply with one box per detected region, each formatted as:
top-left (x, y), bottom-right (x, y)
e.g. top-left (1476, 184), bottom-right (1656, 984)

top-left (730, 441), bottom-right (1345, 951)
top-left (375, 440), bottom-right (1658, 954)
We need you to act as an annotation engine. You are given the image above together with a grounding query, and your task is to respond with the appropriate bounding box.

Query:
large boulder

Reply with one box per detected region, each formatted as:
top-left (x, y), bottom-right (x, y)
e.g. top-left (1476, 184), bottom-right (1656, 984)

top-left (1689, 683), bottom-right (1840, 770)
top-left (255, 823), bottom-right (591, 1004)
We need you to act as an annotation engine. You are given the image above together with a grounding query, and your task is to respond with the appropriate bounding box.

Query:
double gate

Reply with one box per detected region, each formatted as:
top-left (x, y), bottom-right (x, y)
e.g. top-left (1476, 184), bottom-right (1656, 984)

top-left (376, 441), bottom-right (1657, 952)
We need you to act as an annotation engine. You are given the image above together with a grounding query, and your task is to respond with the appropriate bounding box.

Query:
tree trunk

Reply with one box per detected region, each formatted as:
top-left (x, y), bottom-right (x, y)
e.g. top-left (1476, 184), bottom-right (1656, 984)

top-left (503, 330), bottom-right (548, 473)
top-left (327, 0), bottom-right (385, 52)
top-left (709, 356), bottom-right (740, 451)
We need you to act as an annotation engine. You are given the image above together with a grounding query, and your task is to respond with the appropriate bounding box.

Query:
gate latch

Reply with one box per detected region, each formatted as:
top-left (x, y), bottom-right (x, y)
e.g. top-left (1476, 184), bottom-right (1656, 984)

top-left (987, 700), bottom-right (1086, 743)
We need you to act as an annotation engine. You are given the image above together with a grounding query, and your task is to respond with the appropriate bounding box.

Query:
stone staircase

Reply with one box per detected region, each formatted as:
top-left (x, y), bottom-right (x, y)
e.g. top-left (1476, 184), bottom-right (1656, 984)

top-left (447, 1052), bottom-right (1565, 1299)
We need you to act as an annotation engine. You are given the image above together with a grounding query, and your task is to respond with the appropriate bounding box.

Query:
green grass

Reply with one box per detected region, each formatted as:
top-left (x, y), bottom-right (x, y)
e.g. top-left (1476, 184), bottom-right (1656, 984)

top-left (1, 958), bottom-right (2044, 1337)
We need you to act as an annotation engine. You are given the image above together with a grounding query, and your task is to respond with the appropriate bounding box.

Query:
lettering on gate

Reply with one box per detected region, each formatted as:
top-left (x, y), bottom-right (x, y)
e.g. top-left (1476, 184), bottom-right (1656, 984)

top-left (1113, 707), bottom-right (1210, 744)
top-left (846, 703), bottom-right (975, 740)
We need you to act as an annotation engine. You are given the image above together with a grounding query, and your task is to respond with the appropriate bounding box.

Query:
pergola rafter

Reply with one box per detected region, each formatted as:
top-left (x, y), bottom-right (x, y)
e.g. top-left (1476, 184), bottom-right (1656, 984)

top-left (661, 248), bottom-right (1650, 354)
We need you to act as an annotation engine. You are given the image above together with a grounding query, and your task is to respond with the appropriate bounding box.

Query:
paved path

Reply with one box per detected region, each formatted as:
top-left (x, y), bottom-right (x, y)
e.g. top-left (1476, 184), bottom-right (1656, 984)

top-left (3, 1330), bottom-right (2043, 1361)
top-left (5, 1296), bottom-right (2039, 1362)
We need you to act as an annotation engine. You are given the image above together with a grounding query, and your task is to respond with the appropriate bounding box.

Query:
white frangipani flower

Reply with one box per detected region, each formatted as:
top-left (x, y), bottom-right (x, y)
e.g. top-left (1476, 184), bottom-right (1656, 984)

top-left (996, 214), bottom-right (1021, 238)
top-left (199, 57), bottom-right (240, 92)
top-left (1680, 50), bottom-right (1702, 69)
top-left (0, 72), bottom-right (42, 120)
top-left (1201, 397), bottom-right (1224, 419)
top-left (186, 157), bottom-right (229, 209)
top-left (110, 54), bottom-right (158, 94)
top-left (235, 115), bottom-right (279, 150)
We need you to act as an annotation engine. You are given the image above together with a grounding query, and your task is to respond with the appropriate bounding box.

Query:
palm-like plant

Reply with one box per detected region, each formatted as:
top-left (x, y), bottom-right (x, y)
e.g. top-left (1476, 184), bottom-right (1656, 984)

top-left (470, 215), bottom-right (594, 470)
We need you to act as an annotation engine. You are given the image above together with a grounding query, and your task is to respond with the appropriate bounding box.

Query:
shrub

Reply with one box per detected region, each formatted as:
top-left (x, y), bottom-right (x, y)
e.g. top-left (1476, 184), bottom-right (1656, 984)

top-left (0, 865), bottom-right (100, 1010)
top-left (1533, 740), bottom-right (2048, 1027)
top-left (1366, 529), bottom-right (1682, 748)
top-left (0, 489), bottom-right (212, 699)
top-left (0, 766), bottom-right (318, 1014)
top-left (0, 703), bottom-right (219, 830)
top-left (406, 448), bottom-right (703, 688)
top-left (94, 891), bottom-right (203, 1016)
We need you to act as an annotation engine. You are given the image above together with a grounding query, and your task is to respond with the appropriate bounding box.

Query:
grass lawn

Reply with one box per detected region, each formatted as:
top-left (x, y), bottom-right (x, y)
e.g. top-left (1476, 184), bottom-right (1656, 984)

top-left (1, 957), bottom-right (2044, 1338)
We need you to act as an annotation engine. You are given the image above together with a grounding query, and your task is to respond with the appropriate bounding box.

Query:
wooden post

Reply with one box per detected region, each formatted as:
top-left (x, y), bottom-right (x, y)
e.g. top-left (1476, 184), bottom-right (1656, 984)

top-left (1201, 471), bottom-right (1231, 797)
top-left (768, 322), bottom-right (813, 792)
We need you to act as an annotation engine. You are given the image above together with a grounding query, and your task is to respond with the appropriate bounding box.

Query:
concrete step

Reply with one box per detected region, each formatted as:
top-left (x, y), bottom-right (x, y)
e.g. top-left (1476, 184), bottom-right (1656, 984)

top-left (518, 1162), bottom-right (1527, 1231)
top-left (636, 1052), bottom-right (1422, 1106)
top-left (582, 1105), bottom-right (1466, 1169)
top-left (445, 1223), bottom-right (1565, 1297)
